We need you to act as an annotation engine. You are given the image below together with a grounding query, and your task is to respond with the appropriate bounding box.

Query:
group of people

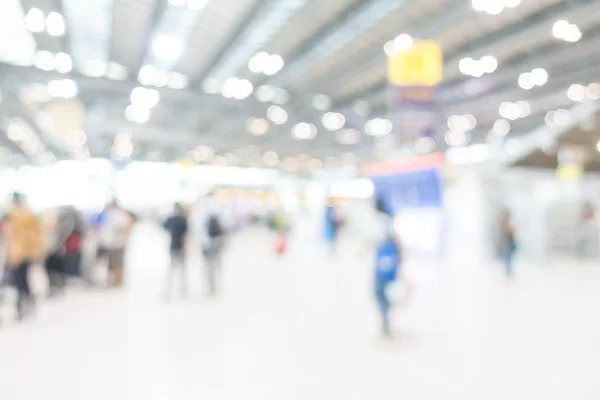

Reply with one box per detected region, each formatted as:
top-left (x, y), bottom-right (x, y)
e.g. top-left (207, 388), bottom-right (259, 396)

top-left (162, 195), bottom-right (227, 299)
top-left (0, 194), bottom-right (134, 323)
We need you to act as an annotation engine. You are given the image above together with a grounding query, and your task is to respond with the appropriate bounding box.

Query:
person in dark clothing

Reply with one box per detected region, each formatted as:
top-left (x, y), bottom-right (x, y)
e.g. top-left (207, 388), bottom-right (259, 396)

top-left (163, 203), bottom-right (189, 299)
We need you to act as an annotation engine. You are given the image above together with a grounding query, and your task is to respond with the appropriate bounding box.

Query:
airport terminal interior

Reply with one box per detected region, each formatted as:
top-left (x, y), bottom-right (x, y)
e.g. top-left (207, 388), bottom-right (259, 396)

top-left (1, 0), bottom-right (600, 398)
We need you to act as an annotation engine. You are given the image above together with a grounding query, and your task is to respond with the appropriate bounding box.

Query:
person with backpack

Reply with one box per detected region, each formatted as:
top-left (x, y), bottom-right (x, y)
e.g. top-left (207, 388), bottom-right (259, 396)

top-left (373, 197), bottom-right (402, 337)
top-left (163, 203), bottom-right (189, 299)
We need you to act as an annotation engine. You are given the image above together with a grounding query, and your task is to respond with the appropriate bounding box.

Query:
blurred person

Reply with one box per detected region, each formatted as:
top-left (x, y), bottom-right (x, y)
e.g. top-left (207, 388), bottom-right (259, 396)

top-left (373, 197), bottom-right (402, 337)
top-left (578, 202), bottom-right (596, 258)
top-left (501, 209), bottom-right (517, 278)
top-left (272, 208), bottom-right (290, 256)
top-left (163, 203), bottom-right (189, 299)
top-left (191, 193), bottom-right (226, 296)
top-left (98, 201), bottom-right (132, 288)
top-left (325, 202), bottom-right (344, 253)
top-left (4, 193), bottom-right (44, 320)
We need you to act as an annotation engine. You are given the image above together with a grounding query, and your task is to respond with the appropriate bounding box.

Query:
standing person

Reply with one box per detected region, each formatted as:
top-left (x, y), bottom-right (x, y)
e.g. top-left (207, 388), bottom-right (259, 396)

top-left (191, 193), bottom-right (226, 296)
top-left (502, 209), bottom-right (517, 278)
top-left (98, 201), bottom-right (132, 288)
top-left (373, 197), bottom-right (402, 337)
top-left (4, 193), bottom-right (44, 320)
top-left (163, 203), bottom-right (189, 300)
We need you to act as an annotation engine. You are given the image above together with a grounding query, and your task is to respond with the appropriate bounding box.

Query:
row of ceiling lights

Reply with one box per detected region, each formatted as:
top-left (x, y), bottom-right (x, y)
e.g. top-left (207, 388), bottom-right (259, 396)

top-left (566, 83), bottom-right (600, 102)
top-left (5, 119), bottom-right (51, 160)
top-left (459, 56), bottom-right (498, 77)
top-left (248, 52), bottom-right (284, 75)
top-left (190, 144), bottom-right (358, 172)
top-left (25, 8), bottom-right (65, 36)
top-left (125, 87), bottom-right (160, 124)
top-left (471, 0), bottom-right (521, 15)
top-left (518, 68), bottom-right (548, 90)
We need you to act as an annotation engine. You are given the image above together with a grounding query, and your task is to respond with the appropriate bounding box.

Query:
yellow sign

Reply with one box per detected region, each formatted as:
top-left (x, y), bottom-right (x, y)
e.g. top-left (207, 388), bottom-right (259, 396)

top-left (556, 164), bottom-right (583, 181)
top-left (387, 41), bottom-right (443, 87)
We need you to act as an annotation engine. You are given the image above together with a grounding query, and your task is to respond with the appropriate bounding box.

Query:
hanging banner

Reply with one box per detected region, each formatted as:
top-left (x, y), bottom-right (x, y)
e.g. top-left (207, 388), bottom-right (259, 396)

top-left (387, 41), bottom-right (443, 144)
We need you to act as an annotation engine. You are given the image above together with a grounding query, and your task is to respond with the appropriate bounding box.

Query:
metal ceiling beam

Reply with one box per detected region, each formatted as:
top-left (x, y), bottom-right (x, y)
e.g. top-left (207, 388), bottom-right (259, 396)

top-left (303, 0), bottom-right (469, 93)
top-left (267, 0), bottom-right (410, 87)
top-left (332, 0), bottom-right (600, 108)
top-left (202, 0), bottom-right (306, 81)
top-left (133, 0), bottom-right (167, 71)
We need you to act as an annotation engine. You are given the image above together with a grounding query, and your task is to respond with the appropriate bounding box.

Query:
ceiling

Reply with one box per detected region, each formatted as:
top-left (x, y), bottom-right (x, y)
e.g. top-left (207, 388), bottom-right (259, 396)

top-left (1, 0), bottom-right (600, 172)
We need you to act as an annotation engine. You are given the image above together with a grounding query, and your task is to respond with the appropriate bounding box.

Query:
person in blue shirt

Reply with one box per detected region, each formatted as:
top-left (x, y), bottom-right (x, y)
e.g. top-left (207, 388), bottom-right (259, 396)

top-left (373, 197), bottom-right (402, 337)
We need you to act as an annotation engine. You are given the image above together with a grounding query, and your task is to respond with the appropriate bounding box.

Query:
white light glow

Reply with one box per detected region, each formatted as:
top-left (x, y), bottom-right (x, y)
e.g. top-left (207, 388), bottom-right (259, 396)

top-left (188, 0), bottom-right (210, 10)
top-left (138, 65), bottom-right (158, 85)
top-left (322, 112), bottom-right (345, 131)
top-left (292, 122), bottom-right (317, 140)
top-left (530, 68), bottom-right (548, 86)
top-left (262, 151), bottom-right (279, 167)
top-left (25, 8), bottom-right (45, 33)
top-left (130, 87), bottom-right (160, 108)
top-left (83, 60), bottom-right (107, 77)
top-left (46, 12), bottom-right (65, 36)
top-left (167, 72), bottom-right (188, 89)
top-left (365, 118), bottom-right (393, 137)
top-left (35, 50), bottom-right (54, 71)
top-left (335, 129), bottom-right (361, 145)
top-left (393, 34), bottom-right (413, 52)
top-left (312, 94), bottom-right (332, 111)
top-left (125, 105), bottom-right (150, 124)
top-left (54, 52), bottom-right (72, 73)
top-left (152, 35), bottom-right (184, 60)
top-left (492, 119), bottom-right (511, 136)
top-left (414, 137), bottom-right (435, 154)
top-left (106, 62), bottom-right (128, 81)
top-left (567, 83), bottom-right (587, 102)
top-left (47, 79), bottom-right (77, 99)
top-left (246, 118), bottom-right (269, 136)
top-left (267, 105), bottom-right (288, 125)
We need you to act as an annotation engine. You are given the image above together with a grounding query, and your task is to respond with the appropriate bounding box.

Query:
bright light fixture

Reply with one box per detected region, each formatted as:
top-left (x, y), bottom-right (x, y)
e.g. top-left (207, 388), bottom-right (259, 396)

top-left (459, 55), bottom-right (497, 77)
top-left (553, 20), bottom-right (582, 42)
top-left (312, 94), bottom-right (332, 111)
top-left (530, 68), bottom-right (548, 86)
top-left (193, 145), bottom-right (214, 162)
top-left (246, 118), bottom-right (269, 136)
top-left (202, 78), bottom-right (221, 94)
top-left (248, 52), bottom-right (284, 75)
top-left (256, 85), bottom-right (276, 102)
top-left (106, 62), bottom-right (128, 81)
top-left (365, 118), bottom-right (393, 137)
top-left (221, 77), bottom-right (253, 100)
top-left (445, 130), bottom-right (470, 146)
top-left (596, 140), bottom-right (600, 153)
top-left (393, 34), bottom-right (413, 52)
top-left (46, 12), bottom-right (65, 36)
top-left (587, 83), bottom-right (600, 100)
top-left (292, 122), bottom-right (317, 140)
top-left (54, 52), bottom-right (72, 73)
top-left (267, 105), bottom-right (288, 125)
top-left (322, 112), bottom-right (345, 131)
top-left (83, 60), bottom-right (107, 77)
top-left (34, 50), bottom-right (54, 71)
top-left (492, 119), bottom-right (511, 136)
top-left (152, 35), bottom-right (184, 60)
top-left (130, 87), bottom-right (160, 108)
top-left (414, 137), bottom-right (435, 154)
top-left (47, 79), bottom-right (77, 99)
top-left (262, 151), bottom-right (279, 167)
top-left (138, 65), bottom-right (158, 85)
top-left (567, 84), bottom-right (587, 102)
top-left (167, 72), bottom-right (188, 89)
top-left (263, 54), bottom-right (284, 76)
top-left (125, 105), bottom-right (150, 124)
top-left (25, 8), bottom-right (45, 33)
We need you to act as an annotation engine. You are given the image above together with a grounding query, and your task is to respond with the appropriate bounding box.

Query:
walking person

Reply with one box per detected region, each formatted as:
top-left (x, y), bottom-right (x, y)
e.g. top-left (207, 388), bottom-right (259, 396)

top-left (372, 197), bottom-right (402, 337)
top-left (98, 201), bottom-right (132, 288)
top-left (163, 203), bottom-right (189, 300)
top-left (501, 209), bottom-right (517, 278)
top-left (4, 193), bottom-right (44, 320)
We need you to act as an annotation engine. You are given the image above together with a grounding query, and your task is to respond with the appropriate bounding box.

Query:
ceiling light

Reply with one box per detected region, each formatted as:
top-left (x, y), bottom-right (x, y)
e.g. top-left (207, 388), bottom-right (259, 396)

top-left (106, 62), bottom-right (128, 81)
top-left (7, 123), bottom-right (25, 141)
top-left (530, 68), bottom-right (548, 86)
top-left (447, 114), bottom-right (475, 132)
top-left (553, 109), bottom-right (571, 126)
top-left (262, 151), bottom-right (279, 167)
top-left (221, 77), bottom-right (253, 100)
top-left (459, 57), bottom-right (475, 75)
top-left (492, 119), bottom-right (511, 136)
top-left (383, 40), bottom-right (396, 56)
top-left (25, 8), bottom-right (45, 33)
top-left (445, 130), bottom-right (471, 146)
top-left (152, 35), bottom-right (184, 60)
top-left (292, 122), bottom-right (317, 140)
top-left (167, 72), bottom-right (188, 89)
top-left (138, 65), bottom-right (158, 85)
top-left (130, 87), bottom-right (160, 108)
top-left (322, 112), bottom-right (345, 131)
top-left (54, 52), bottom-right (72, 73)
top-left (553, 20), bottom-right (582, 42)
top-left (596, 140), bottom-right (600, 153)
top-left (414, 137), bottom-right (435, 154)
top-left (46, 12), bottom-right (65, 36)
top-left (47, 79), bottom-right (77, 99)
top-left (267, 105), bottom-right (288, 125)
top-left (335, 129), bottom-right (361, 145)
top-left (393, 34), bottom-right (413, 52)
top-left (246, 118), bottom-right (269, 136)
top-left (587, 83), bottom-right (600, 100)
top-left (263, 54), bottom-right (284, 76)
top-left (516, 100), bottom-right (531, 117)
top-left (499, 101), bottom-right (528, 120)
top-left (312, 94), bottom-right (332, 111)
top-left (125, 105), bottom-right (150, 124)
top-left (248, 52), bottom-right (269, 73)
top-left (365, 118), bottom-right (393, 137)
top-left (480, 55), bottom-right (498, 73)
top-left (153, 70), bottom-right (169, 87)
top-left (34, 50), bottom-right (54, 71)
top-left (567, 84), bottom-right (587, 102)
top-left (83, 60), bottom-right (107, 77)
top-left (188, 0), bottom-right (210, 10)
top-left (545, 111), bottom-right (556, 126)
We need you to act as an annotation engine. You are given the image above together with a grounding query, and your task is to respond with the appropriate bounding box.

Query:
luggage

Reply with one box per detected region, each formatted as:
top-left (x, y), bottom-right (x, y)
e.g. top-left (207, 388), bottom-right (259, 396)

top-left (275, 235), bottom-right (287, 255)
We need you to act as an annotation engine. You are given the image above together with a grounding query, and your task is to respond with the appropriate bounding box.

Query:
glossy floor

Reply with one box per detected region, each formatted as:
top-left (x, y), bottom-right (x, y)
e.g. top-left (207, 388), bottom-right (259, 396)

top-left (0, 223), bottom-right (599, 399)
